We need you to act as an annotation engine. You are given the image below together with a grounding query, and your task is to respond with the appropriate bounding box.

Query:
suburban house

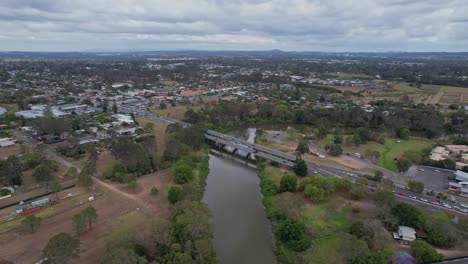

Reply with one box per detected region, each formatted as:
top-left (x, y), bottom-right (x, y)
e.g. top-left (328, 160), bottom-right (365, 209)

top-left (393, 226), bottom-right (416, 244)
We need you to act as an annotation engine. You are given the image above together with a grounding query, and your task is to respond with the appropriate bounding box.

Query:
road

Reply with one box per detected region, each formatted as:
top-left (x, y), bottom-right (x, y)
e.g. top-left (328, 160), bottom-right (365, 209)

top-left (120, 107), bottom-right (468, 217)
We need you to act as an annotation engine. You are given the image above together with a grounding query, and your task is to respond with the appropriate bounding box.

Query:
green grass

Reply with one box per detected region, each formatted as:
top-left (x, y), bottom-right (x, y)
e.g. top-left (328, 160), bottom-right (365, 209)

top-left (301, 196), bottom-right (350, 238)
top-left (264, 166), bottom-right (283, 186)
top-left (304, 236), bottom-right (343, 264)
top-left (319, 135), bottom-right (433, 171)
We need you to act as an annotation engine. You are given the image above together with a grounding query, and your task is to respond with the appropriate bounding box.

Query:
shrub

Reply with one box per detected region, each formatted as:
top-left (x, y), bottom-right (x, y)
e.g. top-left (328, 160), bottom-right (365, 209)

top-left (279, 174), bottom-right (297, 193)
top-left (276, 219), bottom-right (310, 252)
top-left (168, 186), bottom-right (183, 204)
top-left (173, 161), bottom-right (194, 184)
top-left (151, 186), bottom-right (159, 195)
top-left (411, 240), bottom-right (443, 264)
top-left (304, 185), bottom-right (326, 202)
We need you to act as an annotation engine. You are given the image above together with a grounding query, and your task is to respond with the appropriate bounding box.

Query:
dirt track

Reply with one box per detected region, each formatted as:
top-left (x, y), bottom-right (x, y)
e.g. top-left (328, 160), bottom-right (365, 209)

top-left (0, 170), bottom-right (171, 263)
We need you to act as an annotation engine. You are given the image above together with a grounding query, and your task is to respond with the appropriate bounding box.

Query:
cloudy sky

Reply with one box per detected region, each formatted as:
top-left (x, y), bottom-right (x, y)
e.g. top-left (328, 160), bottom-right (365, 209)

top-left (1, 0), bottom-right (467, 52)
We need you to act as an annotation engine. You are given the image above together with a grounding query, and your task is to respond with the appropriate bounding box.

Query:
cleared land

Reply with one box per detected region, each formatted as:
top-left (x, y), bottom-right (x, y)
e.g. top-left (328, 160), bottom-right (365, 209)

top-left (0, 169), bottom-right (172, 264)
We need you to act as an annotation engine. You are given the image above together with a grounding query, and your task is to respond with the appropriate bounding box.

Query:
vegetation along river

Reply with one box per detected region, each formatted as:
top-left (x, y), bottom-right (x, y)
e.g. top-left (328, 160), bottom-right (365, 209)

top-left (203, 128), bottom-right (277, 264)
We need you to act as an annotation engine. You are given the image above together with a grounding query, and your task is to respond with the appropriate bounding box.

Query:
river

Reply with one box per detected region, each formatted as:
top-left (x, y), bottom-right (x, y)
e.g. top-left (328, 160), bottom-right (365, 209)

top-left (203, 128), bottom-right (277, 264)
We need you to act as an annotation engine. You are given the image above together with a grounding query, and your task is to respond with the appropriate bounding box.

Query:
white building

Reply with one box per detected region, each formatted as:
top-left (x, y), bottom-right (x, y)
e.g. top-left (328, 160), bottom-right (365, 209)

top-left (393, 226), bottom-right (416, 244)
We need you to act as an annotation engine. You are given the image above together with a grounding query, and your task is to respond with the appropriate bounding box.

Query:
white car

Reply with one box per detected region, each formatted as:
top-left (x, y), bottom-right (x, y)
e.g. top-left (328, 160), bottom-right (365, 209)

top-left (443, 203), bottom-right (452, 209)
top-left (419, 198), bottom-right (428, 202)
top-left (460, 204), bottom-right (468, 209)
top-left (461, 209), bottom-right (468, 213)
top-left (453, 206), bottom-right (461, 211)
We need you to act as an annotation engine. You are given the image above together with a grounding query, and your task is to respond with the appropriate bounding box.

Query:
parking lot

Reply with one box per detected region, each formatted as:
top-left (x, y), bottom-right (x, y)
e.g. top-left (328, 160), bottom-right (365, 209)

top-left (402, 165), bottom-right (453, 191)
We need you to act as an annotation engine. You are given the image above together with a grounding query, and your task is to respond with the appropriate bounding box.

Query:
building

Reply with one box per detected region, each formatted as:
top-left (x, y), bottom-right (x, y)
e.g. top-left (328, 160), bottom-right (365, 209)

top-left (112, 114), bottom-right (135, 125)
top-left (449, 171), bottom-right (468, 197)
top-left (0, 138), bottom-right (15, 148)
top-left (429, 146), bottom-right (450, 161)
top-left (393, 226), bottom-right (416, 244)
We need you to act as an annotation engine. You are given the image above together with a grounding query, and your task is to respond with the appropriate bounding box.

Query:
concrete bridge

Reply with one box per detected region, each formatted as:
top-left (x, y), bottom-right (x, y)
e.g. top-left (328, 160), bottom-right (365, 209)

top-left (205, 130), bottom-right (296, 167)
top-left (123, 106), bottom-right (359, 176)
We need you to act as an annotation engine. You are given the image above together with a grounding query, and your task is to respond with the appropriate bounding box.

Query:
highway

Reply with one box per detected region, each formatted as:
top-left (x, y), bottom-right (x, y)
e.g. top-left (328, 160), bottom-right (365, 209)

top-left (121, 107), bottom-right (468, 217)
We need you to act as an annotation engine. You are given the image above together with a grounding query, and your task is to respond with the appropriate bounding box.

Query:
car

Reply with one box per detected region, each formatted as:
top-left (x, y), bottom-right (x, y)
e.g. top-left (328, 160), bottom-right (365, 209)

top-left (461, 209), bottom-right (468, 213)
top-left (431, 201), bottom-right (439, 205)
top-left (460, 204), bottom-right (468, 209)
top-left (443, 203), bottom-right (452, 209)
top-left (419, 198), bottom-right (428, 202)
top-left (312, 170), bottom-right (318, 174)
top-left (434, 170), bottom-right (441, 173)
top-left (398, 192), bottom-right (406, 196)
top-left (417, 168), bottom-right (425, 172)
top-left (453, 206), bottom-right (461, 211)
top-left (410, 196), bottom-right (417, 199)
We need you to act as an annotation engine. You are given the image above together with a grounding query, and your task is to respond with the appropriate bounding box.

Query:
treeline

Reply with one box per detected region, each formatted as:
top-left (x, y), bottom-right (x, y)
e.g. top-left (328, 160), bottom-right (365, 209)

top-left (0, 151), bottom-right (59, 186)
top-left (185, 99), bottom-right (447, 139)
top-left (100, 125), bottom-right (218, 264)
top-left (258, 163), bottom-right (354, 262)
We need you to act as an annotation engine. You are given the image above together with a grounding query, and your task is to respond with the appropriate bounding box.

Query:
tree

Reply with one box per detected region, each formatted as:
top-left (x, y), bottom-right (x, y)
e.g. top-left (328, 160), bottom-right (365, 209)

top-left (408, 180), bottom-right (424, 194)
top-left (373, 170), bottom-right (384, 182)
top-left (42, 232), bottom-right (80, 264)
top-left (32, 164), bottom-right (53, 183)
top-left (112, 103), bottom-right (118, 114)
top-left (411, 240), bottom-right (443, 264)
top-left (72, 213), bottom-right (87, 234)
top-left (338, 234), bottom-right (370, 261)
top-left (375, 190), bottom-right (397, 212)
top-left (173, 161), bottom-right (194, 184)
top-left (396, 158), bottom-right (412, 172)
top-left (391, 203), bottom-right (424, 228)
top-left (333, 132), bottom-right (343, 144)
top-left (296, 141), bottom-right (309, 154)
top-left (172, 201), bottom-right (212, 244)
top-left (304, 185), bottom-right (326, 202)
top-left (101, 247), bottom-right (148, 264)
top-left (325, 144), bottom-right (343, 156)
top-left (276, 219), bottom-right (310, 252)
top-left (160, 102), bottom-right (167, 110)
top-left (82, 206), bottom-right (97, 230)
top-left (22, 214), bottom-right (42, 233)
top-left (168, 186), bottom-right (183, 204)
top-left (293, 155), bottom-right (308, 176)
top-left (396, 127), bottom-right (410, 140)
top-left (279, 174), bottom-right (297, 192)
top-left (78, 172), bottom-right (93, 187)
top-left (49, 181), bottom-right (62, 197)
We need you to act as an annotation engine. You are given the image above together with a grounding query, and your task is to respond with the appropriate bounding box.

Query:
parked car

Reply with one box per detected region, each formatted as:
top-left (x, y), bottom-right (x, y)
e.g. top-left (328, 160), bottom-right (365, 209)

top-left (443, 203), bottom-right (452, 209)
top-left (419, 198), bottom-right (428, 202)
top-left (434, 170), bottom-right (441, 173)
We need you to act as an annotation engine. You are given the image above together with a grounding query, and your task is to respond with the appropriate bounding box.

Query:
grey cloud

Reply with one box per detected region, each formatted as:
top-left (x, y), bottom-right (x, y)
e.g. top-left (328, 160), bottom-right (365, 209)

top-left (0, 0), bottom-right (467, 51)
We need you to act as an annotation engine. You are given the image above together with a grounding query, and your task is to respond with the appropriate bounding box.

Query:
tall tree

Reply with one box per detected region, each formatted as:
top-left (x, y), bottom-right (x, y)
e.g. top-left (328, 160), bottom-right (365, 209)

top-left (49, 181), bottom-right (62, 197)
top-left (293, 155), bottom-right (308, 176)
top-left (22, 215), bottom-right (42, 233)
top-left (42, 233), bottom-right (80, 264)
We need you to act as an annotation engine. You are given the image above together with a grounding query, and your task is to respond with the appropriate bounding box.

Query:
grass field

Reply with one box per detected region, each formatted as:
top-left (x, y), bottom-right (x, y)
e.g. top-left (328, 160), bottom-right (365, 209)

top-left (301, 196), bottom-right (350, 239)
top-left (135, 117), bottom-right (168, 155)
top-left (317, 135), bottom-right (433, 171)
top-left (305, 236), bottom-right (342, 264)
top-left (264, 166), bottom-right (284, 186)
